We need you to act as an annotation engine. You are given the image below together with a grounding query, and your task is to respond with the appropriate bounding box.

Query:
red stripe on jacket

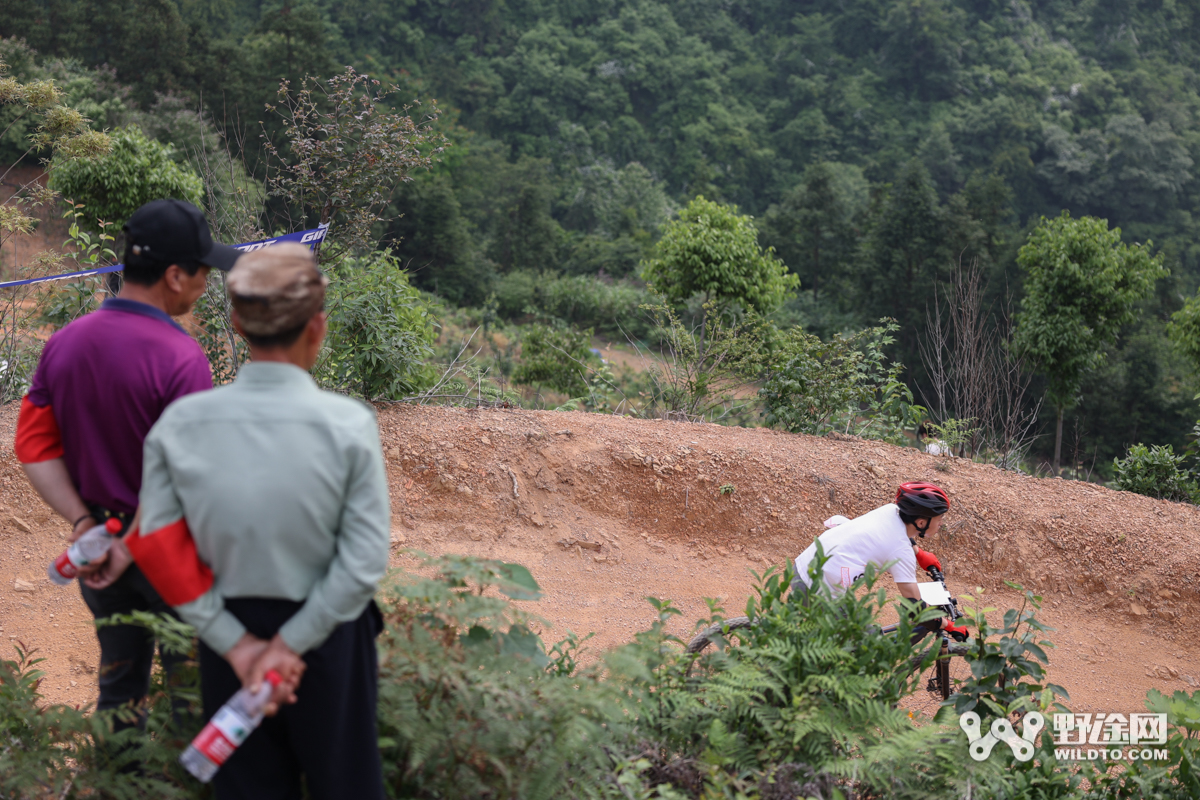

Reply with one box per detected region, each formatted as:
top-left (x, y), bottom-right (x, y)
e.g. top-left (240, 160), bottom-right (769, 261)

top-left (125, 519), bottom-right (215, 606)
top-left (15, 397), bottom-right (64, 463)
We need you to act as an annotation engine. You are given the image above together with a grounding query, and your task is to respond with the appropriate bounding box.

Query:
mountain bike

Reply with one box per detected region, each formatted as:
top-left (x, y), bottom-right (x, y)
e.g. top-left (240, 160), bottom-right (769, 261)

top-left (683, 565), bottom-right (971, 718)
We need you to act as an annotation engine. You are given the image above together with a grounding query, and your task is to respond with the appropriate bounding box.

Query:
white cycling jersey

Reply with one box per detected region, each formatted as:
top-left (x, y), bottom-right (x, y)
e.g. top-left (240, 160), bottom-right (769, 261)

top-left (793, 503), bottom-right (916, 595)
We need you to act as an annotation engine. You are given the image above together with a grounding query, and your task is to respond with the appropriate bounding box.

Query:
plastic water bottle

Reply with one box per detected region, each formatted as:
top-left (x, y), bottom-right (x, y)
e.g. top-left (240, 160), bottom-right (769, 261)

top-left (180, 670), bottom-right (283, 782)
top-left (47, 517), bottom-right (123, 585)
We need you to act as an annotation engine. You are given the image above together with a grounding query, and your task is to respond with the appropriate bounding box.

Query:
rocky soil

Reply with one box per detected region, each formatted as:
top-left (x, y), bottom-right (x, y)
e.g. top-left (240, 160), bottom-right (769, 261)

top-left (2, 403), bottom-right (1198, 714)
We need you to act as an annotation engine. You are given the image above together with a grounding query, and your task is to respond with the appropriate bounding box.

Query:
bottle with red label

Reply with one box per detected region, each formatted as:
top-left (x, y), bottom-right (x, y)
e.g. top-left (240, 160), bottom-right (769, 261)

top-left (180, 670), bottom-right (283, 782)
top-left (47, 517), bottom-right (123, 585)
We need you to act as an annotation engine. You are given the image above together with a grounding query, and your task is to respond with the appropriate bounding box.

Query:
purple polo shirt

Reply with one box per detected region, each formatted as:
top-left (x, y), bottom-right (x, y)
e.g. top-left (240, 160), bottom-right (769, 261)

top-left (26, 298), bottom-right (212, 514)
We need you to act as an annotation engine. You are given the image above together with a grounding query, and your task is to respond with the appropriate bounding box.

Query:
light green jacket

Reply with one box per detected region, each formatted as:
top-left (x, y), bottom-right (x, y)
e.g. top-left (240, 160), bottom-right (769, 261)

top-left (139, 362), bottom-right (390, 654)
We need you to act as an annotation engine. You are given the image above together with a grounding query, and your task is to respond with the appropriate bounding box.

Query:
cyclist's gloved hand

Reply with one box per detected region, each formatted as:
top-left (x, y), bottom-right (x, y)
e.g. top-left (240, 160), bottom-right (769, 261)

top-left (916, 549), bottom-right (942, 572)
top-left (943, 619), bottom-right (969, 642)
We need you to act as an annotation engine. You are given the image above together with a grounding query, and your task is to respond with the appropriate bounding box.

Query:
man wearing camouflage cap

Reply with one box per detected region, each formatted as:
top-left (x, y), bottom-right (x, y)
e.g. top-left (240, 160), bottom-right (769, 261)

top-left (128, 243), bottom-right (389, 798)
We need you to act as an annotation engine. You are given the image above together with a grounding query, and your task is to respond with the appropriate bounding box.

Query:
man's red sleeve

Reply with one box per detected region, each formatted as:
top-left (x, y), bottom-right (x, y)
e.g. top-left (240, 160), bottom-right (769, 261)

top-left (125, 519), bottom-right (215, 606)
top-left (15, 396), bottom-right (63, 463)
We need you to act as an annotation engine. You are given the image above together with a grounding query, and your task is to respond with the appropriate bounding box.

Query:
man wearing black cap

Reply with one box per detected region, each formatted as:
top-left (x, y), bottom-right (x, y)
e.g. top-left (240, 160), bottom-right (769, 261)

top-left (15, 199), bottom-right (240, 736)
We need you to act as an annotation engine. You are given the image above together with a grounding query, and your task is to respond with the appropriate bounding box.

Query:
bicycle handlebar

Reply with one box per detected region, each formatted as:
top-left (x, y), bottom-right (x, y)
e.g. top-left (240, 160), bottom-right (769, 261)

top-left (923, 565), bottom-right (961, 622)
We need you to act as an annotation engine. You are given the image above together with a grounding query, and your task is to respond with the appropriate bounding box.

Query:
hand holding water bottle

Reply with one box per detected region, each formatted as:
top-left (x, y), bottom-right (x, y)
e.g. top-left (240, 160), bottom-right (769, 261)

top-left (47, 517), bottom-right (122, 585)
top-left (180, 669), bottom-right (284, 782)
top-left (227, 633), bottom-right (306, 717)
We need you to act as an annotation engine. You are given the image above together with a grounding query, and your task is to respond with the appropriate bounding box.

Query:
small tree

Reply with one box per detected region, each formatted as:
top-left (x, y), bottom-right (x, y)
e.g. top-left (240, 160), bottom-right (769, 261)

top-left (761, 319), bottom-right (923, 443)
top-left (511, 324), bottom-right (595, 400)
top-left (641, 196), bottom-right (796, 316)
top-left (314, 250), bottom-right (437, 401)
top-left (47, 125), bottom-right (203, 230)
top-left (641, 301), bottom-right (769, 422)
top-left (1, 51), bottom-right (110, 401)
top-left (1012, 212), bottom-right (1165, 474)
top-left (1168, 292), bottom-right (1200, 375)
top-left (262, 67), bottom-right (446, 264)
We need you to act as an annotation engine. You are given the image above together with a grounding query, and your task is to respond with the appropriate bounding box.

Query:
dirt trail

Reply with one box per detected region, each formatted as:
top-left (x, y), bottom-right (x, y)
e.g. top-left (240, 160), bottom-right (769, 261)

top-left (1, 404), bottom-right (1197, 714)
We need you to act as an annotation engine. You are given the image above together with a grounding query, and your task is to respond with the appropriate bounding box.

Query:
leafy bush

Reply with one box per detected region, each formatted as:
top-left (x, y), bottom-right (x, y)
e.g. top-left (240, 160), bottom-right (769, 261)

top-left (32, 207), bottom-right (118, 332)
top-left (0, 613), bottom-right (204, 799)
top-left (952, 583), bottom-right (1068, 721)
top-left (48, 125), bottom-right (204, 229)
top-left (638, 301), bottom-right (769, 422)
top-left (492, 270), bottom-right (651, 338)
top-left (760, 319), bottom-right (924, 443)
top-left (654, 556), bottom-right (970, 798)
top-left (511, 323), bottom-right (597, 398)
top-left (376, 554), bottom-right (638, 799)
top-left (1083, 688), bottom-right (1200, 799)
top-left (925, 418), bottom-right (980, 458)
top-left (641, 196), bottom-right (797, 315)
top-left (1112, 443), bottom-right (1200, 503)
top-left (493, 269), bottom-right (539, 318)
top-left (314, 250), bottom-right (437, 400)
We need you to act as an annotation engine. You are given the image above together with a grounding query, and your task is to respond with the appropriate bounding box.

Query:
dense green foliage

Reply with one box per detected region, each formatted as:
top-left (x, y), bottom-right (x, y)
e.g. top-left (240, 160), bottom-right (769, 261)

top-left (642, 196), bottom-right (795, 314)
top-left (10, 551), bottom-right (1200, 798)
top-left (48, 125), bottom-right (204, 229)
top-left (761, 319), bottom-right (921, 441)
top-left (0, 613), bottom-right (203, 798)
top-left (314, 251), bottom-right (437, 401)
top-left (1169, 293), bottom-right (1200, 376)
top-left (1086, 688), bottom-right (1200, 799)
top-left (510, 323), bottom-right (596, 398)
top-left (653, 556), bottom-right (967, 796)
top-left (491, 270), bottom-right (651, 338)
top-left (7, 0), bottom-right (1200, 466)
top-left (1112, 442), bottom-right (1200, 503)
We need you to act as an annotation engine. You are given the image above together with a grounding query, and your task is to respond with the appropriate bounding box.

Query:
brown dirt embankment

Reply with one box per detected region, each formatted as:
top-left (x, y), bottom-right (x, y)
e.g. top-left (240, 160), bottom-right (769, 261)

top-left (2, 403), bottom-right (1197, 712)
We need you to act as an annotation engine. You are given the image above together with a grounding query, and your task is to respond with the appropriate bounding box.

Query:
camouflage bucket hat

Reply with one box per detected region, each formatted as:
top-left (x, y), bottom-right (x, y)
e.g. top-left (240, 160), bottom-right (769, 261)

top-left (226, 242), bottom-right (329, 336)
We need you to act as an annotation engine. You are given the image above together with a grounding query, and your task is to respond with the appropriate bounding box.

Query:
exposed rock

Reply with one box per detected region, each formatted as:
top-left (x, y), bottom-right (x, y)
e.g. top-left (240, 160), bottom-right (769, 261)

top-left (559, 537), bottom-right (601, 551)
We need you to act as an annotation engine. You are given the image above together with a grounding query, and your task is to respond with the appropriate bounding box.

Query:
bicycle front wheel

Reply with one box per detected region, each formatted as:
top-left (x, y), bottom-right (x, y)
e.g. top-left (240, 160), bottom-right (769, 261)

top-left (903, 639), bottom-right (971, 720)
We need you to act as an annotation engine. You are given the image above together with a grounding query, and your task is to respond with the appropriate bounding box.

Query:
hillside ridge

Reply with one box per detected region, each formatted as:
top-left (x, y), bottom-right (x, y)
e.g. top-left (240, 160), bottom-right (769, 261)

top-left (380, 404), bottom-right (1200, 637)
top-left (3, 402), bottom-right (1198, 711)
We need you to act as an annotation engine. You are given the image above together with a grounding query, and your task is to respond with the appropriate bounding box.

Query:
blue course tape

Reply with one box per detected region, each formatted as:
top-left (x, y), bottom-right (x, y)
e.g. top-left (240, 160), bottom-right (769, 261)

top-left (0, 223), bottom-right (329, 290)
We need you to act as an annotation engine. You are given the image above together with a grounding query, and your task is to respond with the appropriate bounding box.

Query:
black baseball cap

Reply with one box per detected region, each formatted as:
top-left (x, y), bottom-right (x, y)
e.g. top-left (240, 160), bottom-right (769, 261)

top-left (123, 199), bottom-right (241, 272)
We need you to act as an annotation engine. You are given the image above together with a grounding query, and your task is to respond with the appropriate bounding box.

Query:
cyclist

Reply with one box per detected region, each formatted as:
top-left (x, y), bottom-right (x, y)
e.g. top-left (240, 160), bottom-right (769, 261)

top-left (791, 481), bottom-right (968, 643)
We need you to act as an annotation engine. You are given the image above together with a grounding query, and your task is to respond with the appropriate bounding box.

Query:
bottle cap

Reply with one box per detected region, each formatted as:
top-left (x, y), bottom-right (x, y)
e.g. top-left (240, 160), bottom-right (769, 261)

top-left (105, 518), bottom-right (123, 534)
top-left (264, 669), bottom-right (283, 687)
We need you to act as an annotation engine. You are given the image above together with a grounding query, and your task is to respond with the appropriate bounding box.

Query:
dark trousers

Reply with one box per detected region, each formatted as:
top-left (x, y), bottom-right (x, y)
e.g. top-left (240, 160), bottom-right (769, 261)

top-left (79, 562), bottom-right (188, 731)
top-left (198, 598), bottom-right (385, 800)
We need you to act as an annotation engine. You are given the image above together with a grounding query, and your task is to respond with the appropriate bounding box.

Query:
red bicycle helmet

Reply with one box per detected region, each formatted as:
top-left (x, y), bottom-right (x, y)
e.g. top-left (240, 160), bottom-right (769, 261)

top-left (895, 481), bottom-right (950, 519)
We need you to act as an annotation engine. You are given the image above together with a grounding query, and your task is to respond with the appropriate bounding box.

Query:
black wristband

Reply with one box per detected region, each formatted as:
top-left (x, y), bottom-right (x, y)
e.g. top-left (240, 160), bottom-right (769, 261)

top-left (72, 513), bottom-right (96, 528)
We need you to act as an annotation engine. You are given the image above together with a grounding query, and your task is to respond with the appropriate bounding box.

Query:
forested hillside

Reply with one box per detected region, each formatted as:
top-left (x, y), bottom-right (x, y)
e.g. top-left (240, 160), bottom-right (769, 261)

top-left (3, 0), bottom-right (1200, 471)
